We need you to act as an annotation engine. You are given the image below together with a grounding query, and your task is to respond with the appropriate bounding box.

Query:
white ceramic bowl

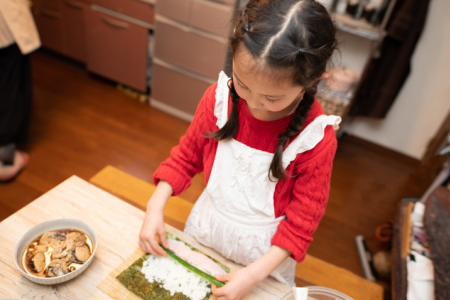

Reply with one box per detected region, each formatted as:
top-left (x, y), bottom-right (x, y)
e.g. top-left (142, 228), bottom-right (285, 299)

top-left (13, 219), bottom-right (98, 285)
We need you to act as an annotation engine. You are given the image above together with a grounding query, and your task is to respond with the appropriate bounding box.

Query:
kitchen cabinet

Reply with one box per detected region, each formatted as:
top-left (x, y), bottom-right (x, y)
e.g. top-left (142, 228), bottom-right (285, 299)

top-left (90, 0), bottom-right (155, 24)
top-left (32, 0), bottom-right (87, 62)
top-left (84, 6), bottom-right (148, 92)
top-left (151, 0), bottom-right (234, 120)
top-left (32, 4), bottom-right (65, 54)
top-left (61, 0), bottom-right (87, 62)
top-left (152, 58), bottom-right (215, 116)
top-left (154, 15), bottom-right (227, 79)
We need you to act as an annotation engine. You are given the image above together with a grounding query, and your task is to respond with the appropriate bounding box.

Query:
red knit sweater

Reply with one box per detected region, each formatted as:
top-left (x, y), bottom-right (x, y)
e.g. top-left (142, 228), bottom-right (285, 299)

top-left (153, 83), bottom-right (337, 262)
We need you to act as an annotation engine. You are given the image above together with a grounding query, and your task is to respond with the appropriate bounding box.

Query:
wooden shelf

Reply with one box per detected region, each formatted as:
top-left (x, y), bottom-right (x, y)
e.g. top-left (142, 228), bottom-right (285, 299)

top-left (331, 13), bottom-right (383, 41)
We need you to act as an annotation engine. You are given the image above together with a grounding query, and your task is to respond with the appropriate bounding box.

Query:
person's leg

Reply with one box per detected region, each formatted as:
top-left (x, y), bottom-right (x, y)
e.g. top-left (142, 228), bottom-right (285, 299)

top-left (0, 143), bottom-right (15, 165)
top-left (0, 44), bottom-right (32, 181)
top-left (0, 150), bottom-right (29, 181)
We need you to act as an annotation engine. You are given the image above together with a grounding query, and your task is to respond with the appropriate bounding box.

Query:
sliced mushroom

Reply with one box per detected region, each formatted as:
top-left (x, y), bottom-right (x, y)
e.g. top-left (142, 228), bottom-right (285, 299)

top-left (32, 253), bottom-right (46, 273)
top-left (39, 231), bottom-right (66, 249)
top-left (51, 247), bottom-right (68, 260)
top-left (65, 232), bottom-right (86, 251)
top-left (34, 245), bottom-right (48, 254)
top-left (75, 245), bottom-right (90, 262)
top-left (46, 259), bottom-right (69, 277)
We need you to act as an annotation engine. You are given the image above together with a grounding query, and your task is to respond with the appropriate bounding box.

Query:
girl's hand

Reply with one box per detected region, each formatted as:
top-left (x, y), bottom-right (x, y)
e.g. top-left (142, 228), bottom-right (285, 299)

top-left (211, 267), bottom-right (258, 300)
top-left (138, 181), bottom-right (173, 256)
top-left (138, 208), bottom-right (168, 256)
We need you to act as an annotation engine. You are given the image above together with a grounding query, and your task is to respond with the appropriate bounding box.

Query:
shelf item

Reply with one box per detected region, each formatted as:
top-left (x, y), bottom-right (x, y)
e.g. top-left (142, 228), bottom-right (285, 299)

top-left (154, 14), bottom-right (228, 79)
top-left (151, 58), bottom-right (216, 118)
top-left (317, 85), bottom-right (352, 118)
top-left (331, 13), bottom-right (382, 41)
top-left (325, 67), bottom-right (359, 94)
top-left (85, 6), bottom-right (148, 92)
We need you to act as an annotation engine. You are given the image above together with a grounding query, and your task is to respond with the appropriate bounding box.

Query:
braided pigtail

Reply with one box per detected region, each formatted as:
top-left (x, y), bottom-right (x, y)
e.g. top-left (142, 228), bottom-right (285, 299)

top-left (269, 90), bottom-right (316, 180)
top-left (208, 80), bottom-right (241, 140)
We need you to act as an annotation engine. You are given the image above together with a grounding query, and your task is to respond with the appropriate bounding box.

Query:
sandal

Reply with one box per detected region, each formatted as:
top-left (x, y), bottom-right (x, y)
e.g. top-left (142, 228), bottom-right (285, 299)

top-left (0, 150), bottom-right (30, 182)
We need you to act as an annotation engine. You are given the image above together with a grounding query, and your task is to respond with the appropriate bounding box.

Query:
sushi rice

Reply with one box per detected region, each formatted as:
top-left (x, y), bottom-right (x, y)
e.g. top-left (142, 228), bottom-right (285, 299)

top-left (141, 254), bottom-right (211, 300)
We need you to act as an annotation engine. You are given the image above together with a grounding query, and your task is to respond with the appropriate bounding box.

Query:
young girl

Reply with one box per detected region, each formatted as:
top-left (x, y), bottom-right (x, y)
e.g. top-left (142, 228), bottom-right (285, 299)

top-left (140, 0), bottom-right (340, 298)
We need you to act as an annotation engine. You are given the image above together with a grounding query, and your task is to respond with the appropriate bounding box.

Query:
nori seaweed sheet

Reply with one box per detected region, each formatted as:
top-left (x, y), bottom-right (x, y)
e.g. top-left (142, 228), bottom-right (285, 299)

top-left (116, 254), bottom-right (212, 300)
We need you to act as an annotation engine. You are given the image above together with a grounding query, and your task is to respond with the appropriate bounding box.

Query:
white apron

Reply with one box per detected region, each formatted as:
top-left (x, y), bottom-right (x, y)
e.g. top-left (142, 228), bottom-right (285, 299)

top-left (185, 71), bottom-right (341, 287)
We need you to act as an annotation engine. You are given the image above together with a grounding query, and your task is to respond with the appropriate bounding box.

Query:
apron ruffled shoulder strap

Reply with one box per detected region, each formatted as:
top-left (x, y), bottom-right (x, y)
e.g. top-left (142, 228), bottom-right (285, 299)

top-left (281, 115), bottom-right (341, 169)
top-left (214, 71), bottom-right (230, 129)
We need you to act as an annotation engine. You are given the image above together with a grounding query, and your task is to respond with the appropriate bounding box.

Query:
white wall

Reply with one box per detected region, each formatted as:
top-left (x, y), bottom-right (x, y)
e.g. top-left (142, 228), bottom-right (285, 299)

top-left (343, 0), bottom-right (450, 159)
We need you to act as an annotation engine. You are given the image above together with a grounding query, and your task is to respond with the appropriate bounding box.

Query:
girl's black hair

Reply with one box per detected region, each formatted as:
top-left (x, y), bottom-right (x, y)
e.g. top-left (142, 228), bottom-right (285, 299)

top-left (210, 0), bottom-right (338, 180)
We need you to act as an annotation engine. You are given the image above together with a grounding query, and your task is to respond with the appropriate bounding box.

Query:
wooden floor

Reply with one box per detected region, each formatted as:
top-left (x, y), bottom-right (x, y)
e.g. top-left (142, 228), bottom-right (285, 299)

top-left (0, 50), bottom-right (441, 280)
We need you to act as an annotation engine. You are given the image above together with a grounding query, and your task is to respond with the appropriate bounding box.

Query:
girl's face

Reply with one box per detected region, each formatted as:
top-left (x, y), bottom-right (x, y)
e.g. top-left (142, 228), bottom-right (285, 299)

top-left (232, 47), bottom-right (305, 120)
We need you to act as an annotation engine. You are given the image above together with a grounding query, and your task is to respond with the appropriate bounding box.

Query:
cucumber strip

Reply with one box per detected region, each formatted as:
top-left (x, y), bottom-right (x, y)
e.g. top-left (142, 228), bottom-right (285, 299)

top-left (161, 245), bottom-right (225, 287)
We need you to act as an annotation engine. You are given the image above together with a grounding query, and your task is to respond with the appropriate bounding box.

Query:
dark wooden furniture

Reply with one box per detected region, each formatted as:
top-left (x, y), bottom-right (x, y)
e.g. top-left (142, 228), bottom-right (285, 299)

top-left (424, 186), bottom-right (450, 300)
top-left (392, 201), bottom-right (413, 300)
top-left (392, 186), bottom-right (450, 300)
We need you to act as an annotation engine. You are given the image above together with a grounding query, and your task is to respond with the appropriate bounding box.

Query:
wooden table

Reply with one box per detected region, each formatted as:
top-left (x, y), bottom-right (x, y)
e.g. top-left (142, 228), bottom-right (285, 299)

top-left (0, 176), bottom-right (294, 300)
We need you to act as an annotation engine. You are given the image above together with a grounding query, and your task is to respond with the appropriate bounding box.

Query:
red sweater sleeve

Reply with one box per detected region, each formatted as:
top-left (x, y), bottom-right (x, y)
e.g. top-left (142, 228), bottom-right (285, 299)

top-left (271, 126), bottom-right (337, 262)
top-left (152, 84), bottom-right (217, 195)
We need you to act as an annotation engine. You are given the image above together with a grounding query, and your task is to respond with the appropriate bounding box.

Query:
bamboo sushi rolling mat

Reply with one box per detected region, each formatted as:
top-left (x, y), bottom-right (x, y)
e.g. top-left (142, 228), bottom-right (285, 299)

top-left (98, 248), bottom-right (145, 300)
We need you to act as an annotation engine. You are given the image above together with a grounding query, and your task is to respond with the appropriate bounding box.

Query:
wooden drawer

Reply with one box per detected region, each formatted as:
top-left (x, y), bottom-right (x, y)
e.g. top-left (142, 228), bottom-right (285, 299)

top-left (32, 5), bottom-right (65, 54)
top-left (61, 0), bottom-right (87, 62)
top-left (190, 0), bottom-right (232, 37)
top-left (91, 0), bottom-right (155, 24)
top-left (34, 0), bottom-right (60, 11)
top-left (154, 15), bottom-right (227, 79)
top-left (156, 0), bottom-right (191, 25)
top-left (152, 59), bottom-right (215, 116)
top-left (85, 7), bottom-right (148, 92)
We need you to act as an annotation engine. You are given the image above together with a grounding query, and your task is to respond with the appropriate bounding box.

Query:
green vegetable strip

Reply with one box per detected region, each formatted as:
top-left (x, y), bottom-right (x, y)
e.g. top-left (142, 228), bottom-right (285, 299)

top-left (161, 245), bottom-right (225, 288)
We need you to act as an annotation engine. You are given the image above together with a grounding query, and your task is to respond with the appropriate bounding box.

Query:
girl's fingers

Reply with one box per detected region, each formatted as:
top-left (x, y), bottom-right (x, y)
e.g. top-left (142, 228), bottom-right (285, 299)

top-left (159, 228), bottom-right (168, 249)
top-left (211, 285), bottom-right (226, 297)
top-left (144, 240), bottom-right (157, 256)
top-left (149, 234), bottom-right (166, 256)
top-left (215, 274), bottom-right (230, 282)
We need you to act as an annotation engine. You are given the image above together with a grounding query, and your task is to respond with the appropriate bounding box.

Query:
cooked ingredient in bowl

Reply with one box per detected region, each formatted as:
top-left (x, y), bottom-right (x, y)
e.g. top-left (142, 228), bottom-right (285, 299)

top-left (22, 229), bottom-right (93, 278)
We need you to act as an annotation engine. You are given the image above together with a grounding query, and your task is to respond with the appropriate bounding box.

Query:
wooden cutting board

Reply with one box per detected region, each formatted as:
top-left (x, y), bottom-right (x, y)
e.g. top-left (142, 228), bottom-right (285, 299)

top-left (98, 224), bottom-right (295, 300)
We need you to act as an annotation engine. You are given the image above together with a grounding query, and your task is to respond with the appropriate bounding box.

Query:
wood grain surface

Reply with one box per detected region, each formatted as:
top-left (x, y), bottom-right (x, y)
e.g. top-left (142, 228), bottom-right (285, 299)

top-left (0, 176), bottom-right (294, 300)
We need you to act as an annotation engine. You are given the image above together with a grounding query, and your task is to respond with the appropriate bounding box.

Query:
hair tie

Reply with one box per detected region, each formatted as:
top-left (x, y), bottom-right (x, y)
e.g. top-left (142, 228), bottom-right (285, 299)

top-left (298, 48), bottom-right (304, 53)
top-left (228, 79), bottom-right (239, 106)
top-left (241, 7), bottom-right (249, 34)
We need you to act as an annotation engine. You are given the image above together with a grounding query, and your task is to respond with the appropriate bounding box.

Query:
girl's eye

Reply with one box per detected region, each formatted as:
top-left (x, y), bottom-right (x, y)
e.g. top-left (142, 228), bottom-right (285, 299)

top-left (266, 98), bottom-right (280, 103)
top-left (237, 82), bottom-right (248, 89)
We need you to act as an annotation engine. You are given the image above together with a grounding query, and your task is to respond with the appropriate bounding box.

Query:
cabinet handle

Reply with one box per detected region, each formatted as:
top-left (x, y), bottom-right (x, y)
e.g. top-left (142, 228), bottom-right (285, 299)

top-left (101, 15), bottom-right (129, 29)
top-left (35, 7), bottom-right (61, 18)
top-left (63, 0), bottom-right (83, 9)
